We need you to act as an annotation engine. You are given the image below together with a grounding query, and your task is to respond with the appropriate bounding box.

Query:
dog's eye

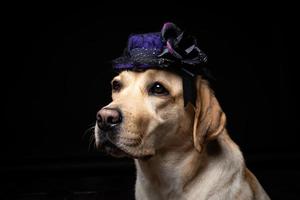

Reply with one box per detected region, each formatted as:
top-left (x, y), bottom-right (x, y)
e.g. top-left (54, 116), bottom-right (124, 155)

top-left (112, 80), bottom-right (122, 92)
top-left (149, 82), bottom-right (169, 96)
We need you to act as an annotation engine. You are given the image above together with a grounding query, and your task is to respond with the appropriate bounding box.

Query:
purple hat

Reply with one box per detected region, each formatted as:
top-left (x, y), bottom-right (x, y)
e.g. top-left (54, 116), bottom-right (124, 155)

top-left (112, 22), bottom-right (209, 106)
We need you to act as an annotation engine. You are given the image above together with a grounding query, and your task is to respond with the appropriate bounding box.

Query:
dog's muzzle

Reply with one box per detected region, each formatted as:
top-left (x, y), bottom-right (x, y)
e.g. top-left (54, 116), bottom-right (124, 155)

top-left (96, 107), bottom-right (128, 157)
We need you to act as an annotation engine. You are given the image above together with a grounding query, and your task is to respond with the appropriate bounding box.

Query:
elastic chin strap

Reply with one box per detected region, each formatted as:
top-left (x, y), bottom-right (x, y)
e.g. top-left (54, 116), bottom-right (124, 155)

top-left (181, 69), bottom-right (197, 107)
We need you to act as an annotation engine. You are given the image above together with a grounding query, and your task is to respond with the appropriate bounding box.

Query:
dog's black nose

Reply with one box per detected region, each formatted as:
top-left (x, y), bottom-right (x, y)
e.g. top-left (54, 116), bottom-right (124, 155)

top-left (97, 108), bottom-right (122, 130)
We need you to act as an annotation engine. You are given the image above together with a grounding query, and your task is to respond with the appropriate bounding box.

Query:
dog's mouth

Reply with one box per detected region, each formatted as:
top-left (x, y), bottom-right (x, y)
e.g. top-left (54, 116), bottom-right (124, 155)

top-left (95, 130), bottom-right (154, 159)
top-left (102, 139), bottom-right (129, 158)
top-left (96, 132), bottom-right (129, 158)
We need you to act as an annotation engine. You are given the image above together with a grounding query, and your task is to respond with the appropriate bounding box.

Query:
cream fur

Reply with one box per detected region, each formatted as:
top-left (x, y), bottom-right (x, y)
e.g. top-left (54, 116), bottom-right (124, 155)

top-left (95, 69), bottom-right (270, 200)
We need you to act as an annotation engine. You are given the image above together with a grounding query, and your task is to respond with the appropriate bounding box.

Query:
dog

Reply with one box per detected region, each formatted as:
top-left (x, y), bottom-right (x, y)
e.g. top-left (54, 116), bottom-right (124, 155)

top-left (94, 68), bottom-right (270, 200)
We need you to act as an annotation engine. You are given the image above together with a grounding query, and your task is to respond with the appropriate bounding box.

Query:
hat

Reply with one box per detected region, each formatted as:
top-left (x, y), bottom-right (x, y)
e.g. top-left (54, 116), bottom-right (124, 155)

top-left (112, 22), bottom-right (209, 106)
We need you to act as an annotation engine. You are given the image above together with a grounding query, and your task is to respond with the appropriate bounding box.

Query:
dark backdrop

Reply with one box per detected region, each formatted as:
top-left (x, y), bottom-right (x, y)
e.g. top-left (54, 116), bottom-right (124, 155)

top-left (1, 4), bottom-right (296, 200)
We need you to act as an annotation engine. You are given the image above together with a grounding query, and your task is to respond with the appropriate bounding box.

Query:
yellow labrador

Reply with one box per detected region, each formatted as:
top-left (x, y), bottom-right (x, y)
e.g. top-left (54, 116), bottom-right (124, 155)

top-left (95, 69), bottom-right (270, 200)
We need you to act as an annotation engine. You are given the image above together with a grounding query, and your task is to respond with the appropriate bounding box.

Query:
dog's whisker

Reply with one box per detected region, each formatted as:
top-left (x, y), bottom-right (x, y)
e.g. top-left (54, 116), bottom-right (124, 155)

top-left (93, 140), bottom-right (97, 149)
top-left (88, 122), bottom-right (96, 126)
top-left (83, 126), bottom-right (95, 136)
top-left (88, 134), bottom-right (95, 152)
top-left (82, 125), bottom-right (96, 140)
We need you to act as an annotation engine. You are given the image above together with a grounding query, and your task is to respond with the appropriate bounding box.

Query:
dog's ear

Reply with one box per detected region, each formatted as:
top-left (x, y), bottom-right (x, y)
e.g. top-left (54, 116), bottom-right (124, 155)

top-left (192, 77), bottom-right (227, 153)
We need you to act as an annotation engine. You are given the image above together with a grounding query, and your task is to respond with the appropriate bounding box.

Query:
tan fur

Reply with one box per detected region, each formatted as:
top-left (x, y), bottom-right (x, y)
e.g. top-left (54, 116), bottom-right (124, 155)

top-left (95, 69), bottom-right (270, 200)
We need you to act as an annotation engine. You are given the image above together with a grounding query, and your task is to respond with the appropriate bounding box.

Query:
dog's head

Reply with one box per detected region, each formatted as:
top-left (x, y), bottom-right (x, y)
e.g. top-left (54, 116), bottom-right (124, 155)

top-left (94, 69), bottom-right (226, 159)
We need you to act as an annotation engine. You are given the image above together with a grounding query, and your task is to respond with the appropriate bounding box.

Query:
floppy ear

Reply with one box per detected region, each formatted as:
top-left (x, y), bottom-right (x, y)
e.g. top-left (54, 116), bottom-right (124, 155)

top-left (192, 77), bottom-right (227, 153)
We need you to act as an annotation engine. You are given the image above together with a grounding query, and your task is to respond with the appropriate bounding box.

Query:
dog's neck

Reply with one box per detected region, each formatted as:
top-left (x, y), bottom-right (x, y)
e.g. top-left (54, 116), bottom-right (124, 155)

top-left (134, 130), bottom-right (244, 199)
top-left (135, 148), bottom-right (203, 199)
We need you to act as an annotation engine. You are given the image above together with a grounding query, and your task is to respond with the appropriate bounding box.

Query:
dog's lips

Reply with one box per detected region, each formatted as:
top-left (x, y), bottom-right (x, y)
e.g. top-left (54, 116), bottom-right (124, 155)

top-left (96, 131), bottom-right (130, 157)
top-left (102, 139), bottom-right (128, 157)
top-left (96, 130), bottom-right (154, 159)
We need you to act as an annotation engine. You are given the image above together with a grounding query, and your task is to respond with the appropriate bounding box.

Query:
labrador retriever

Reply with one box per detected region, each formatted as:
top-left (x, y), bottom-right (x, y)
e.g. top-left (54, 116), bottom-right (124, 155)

top-left (94, 69), bottom-right (270, 200)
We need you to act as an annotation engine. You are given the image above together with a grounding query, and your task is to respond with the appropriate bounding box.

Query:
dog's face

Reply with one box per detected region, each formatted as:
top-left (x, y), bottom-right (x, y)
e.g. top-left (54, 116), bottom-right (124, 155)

top-left (95, 69), bottom-right (195, 158)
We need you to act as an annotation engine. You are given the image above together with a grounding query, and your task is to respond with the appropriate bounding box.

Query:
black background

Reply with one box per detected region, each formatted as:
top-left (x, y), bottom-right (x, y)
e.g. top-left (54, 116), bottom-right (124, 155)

top-left (1, 3), bottom-right (296, 200)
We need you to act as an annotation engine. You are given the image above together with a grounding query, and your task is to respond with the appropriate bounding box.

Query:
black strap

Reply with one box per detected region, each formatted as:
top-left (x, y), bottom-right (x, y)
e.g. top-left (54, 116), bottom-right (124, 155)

top-left (181, 69), bottom-right (196, 107)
